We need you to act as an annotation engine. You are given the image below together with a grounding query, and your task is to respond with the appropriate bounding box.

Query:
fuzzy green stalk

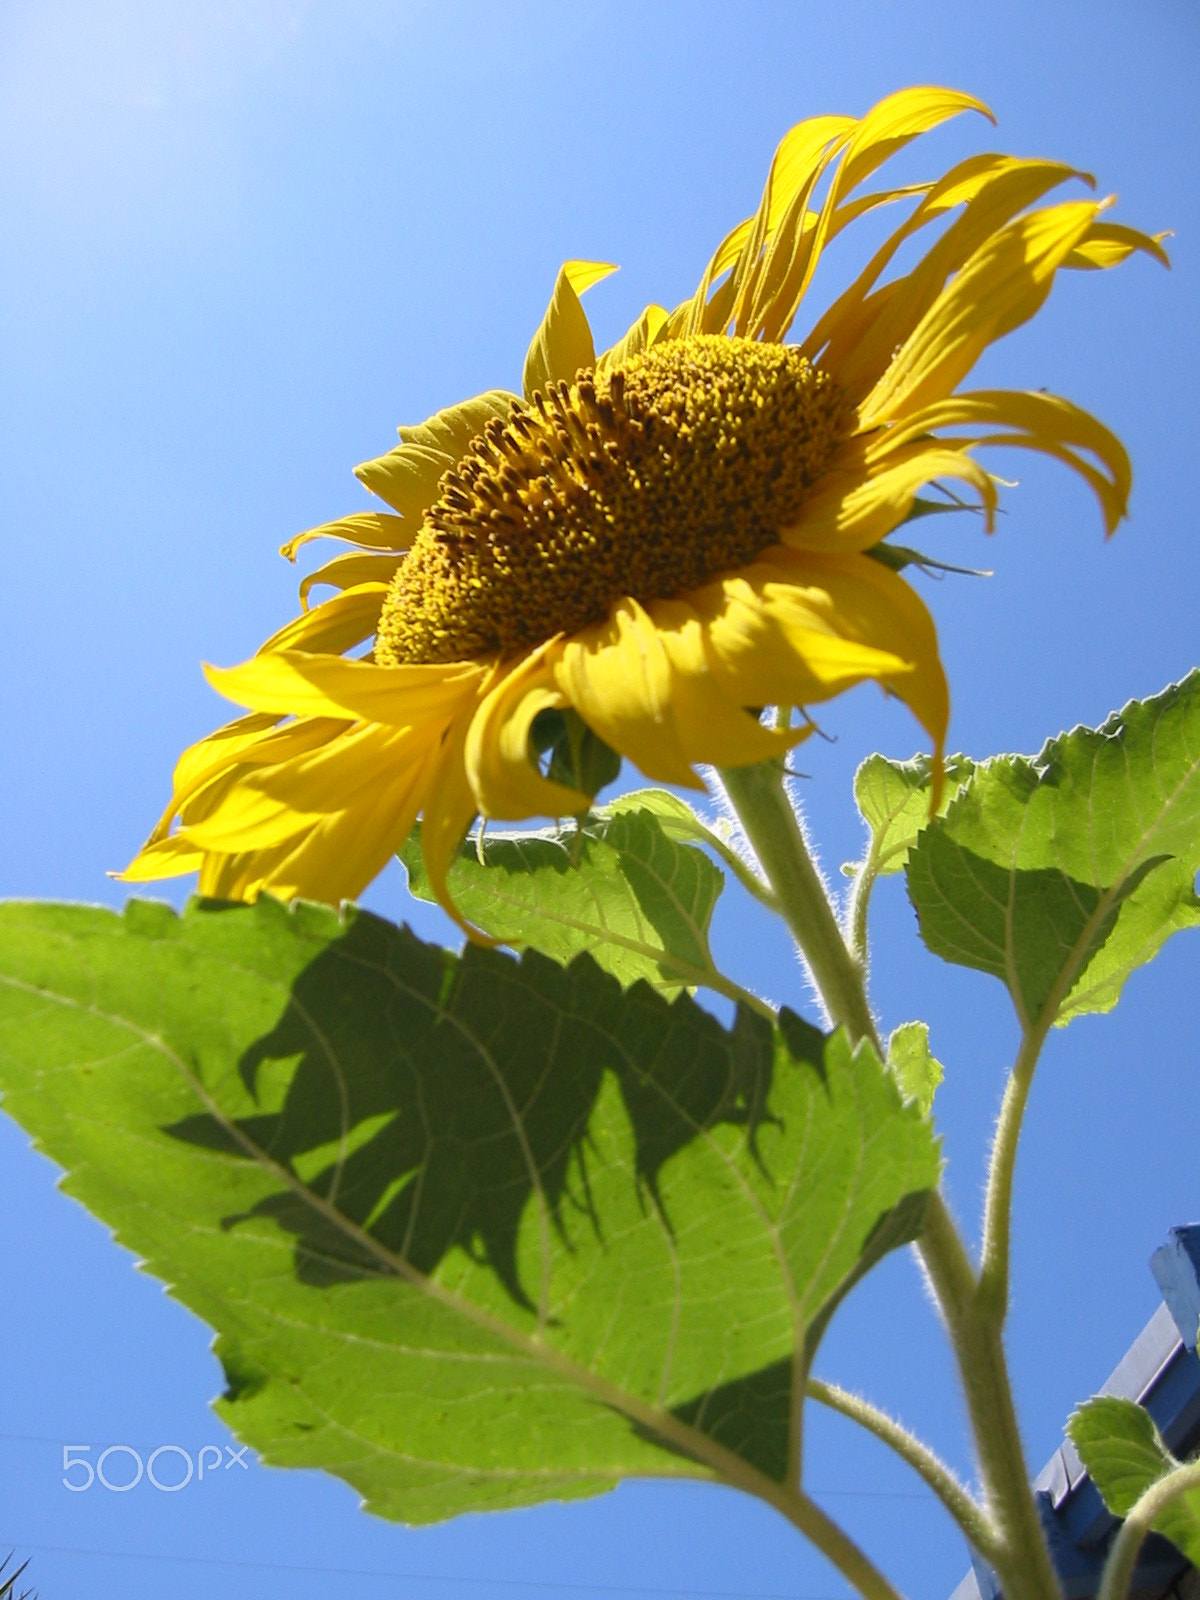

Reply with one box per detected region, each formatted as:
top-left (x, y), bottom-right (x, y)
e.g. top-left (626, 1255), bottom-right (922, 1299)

top-left (716, 756), bottom-right (1064, 1600)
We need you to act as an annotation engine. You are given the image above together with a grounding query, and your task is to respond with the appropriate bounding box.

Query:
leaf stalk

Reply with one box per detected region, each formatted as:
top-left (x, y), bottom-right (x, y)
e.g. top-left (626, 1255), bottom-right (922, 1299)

top-left (806, 1378), bottom-right (999, 1561)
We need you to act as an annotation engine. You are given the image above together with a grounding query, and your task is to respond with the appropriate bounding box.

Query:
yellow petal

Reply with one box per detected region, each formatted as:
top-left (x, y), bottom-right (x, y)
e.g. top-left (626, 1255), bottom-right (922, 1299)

top-left (143, 714), bottom-right (344, 848)
top-left (256, 584), bottom-right (388, 656)
top-left (743, 89), bottom-right (990, 345)
top-left (120, 832), bottom-right (206, 882)
top-left (703, 551), bottom-right (949, 758)
top-left (813, 157), bottom-right (1088, 399)
top-left (685, 117), bottom-right (853, 337)
top-left (280, 512), bottom-right (412, 562)
top-left (397, 389), bottom-right (521, 453)
top-left (785, 441), bottom-right (998, 551)
top-left (838, 86), bottom-right (992, 196)
top-left (860, 199), bottom-right (1104, 426)
top-left (596, 303), bottom-right (670, 373)
top-left (198, 842), bottom-right (296, 901)
top-left (265, 764), bottom-right (433, 905)
top-left (1064, 220), bottom-right (1171, 271)
top-left (644, 599), bottom-right (803, 771)
top-left (877, 388), bottom-right (1131, 533)
top-left (170, 712), bottom-right (283, 807)
top-left (354, 390), bottom-right (516, 518)
top-left (205, 650), bottom-right (486, 724)
top-left (186, 722), bottom-right (441, 854)
top-left (464, 648), bottom-right (591, 821)
top-left (555, 600), bottom-right (703, 789)
top-left (419, 687), bottom-right (494, 940)
top-left (175, 719), bottom-right (351, 833)
top-left (298, 553), bottom-right (403, 610)
top-left (522, 260), bottom-right (618, 399)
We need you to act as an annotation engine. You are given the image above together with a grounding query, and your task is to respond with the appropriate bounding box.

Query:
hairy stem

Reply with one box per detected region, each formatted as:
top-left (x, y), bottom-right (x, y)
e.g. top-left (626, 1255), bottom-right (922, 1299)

top-left (719, 758), bottom-right (1062, 1600)
top-left (717, 761), bottom-right (879, 1050)
top-left (918, 1201), bottom-right (1061, 1600)
top-left (845, 843), bottom-right (882, 969)
top-left (1097, 1459), bottom-right (1200, 1600)
top-left (977, 1017), bottom-right (1050, 1324)
top-left (807, 1378), bottom-right (999, 1561)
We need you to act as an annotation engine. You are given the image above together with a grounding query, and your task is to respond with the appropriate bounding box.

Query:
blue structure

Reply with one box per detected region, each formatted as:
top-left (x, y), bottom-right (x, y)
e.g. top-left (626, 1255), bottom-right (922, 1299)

top-left (951, 1226), bottom-right (1200, 1600)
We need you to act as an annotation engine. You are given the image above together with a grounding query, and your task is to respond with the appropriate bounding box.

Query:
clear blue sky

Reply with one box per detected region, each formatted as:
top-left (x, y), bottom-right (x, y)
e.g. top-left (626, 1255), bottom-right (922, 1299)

top-left (1, 3), bottom-right (1197, 1596)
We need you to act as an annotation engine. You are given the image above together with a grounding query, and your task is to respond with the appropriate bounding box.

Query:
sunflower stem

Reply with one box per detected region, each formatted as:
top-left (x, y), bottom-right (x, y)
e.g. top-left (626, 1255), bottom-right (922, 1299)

top-left (716, 760), bottom-right (879, 1051)
top-left (717, 757), bottom-right (1063, 1600)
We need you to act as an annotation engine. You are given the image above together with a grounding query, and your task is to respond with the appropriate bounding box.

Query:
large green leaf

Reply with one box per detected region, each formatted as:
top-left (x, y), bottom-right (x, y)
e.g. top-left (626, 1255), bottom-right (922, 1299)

top-left (0, 898), bottom-right (938, 1523)
top-left (906, 673), bottom-right (1200, 1029)
top-left (1069, 1395), bottom-right (1200, 1565)
top-left (401, 804), bottom-right (729, 999)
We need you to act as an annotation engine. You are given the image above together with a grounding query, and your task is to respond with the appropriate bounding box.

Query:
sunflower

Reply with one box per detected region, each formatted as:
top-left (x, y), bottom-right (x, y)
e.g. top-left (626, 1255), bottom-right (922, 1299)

top-left (123, 86), bottom-right (1166, 926)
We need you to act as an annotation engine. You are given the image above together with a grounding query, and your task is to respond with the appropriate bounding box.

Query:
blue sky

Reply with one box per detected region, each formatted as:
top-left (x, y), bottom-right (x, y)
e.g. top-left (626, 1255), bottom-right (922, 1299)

top-left (1, 2), bottom-right (1198, 1596)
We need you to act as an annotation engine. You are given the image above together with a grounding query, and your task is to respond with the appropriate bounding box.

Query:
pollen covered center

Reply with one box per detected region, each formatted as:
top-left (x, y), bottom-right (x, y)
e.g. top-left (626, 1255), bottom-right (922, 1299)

top-left (375, 334), bottom-right (850, 666)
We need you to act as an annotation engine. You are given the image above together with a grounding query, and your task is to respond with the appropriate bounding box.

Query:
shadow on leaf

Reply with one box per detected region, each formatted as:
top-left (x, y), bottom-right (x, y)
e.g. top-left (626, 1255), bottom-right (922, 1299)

top-left (166, 911), bottom-right (776, 1312)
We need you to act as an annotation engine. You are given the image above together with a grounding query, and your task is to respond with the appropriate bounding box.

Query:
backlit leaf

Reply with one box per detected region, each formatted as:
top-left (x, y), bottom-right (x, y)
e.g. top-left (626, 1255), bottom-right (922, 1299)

top-left (1069, 1395), bottom-right (1200, 1565)
top-left (0, 898), bottom-right (938, 1522)
top-left (401, 805), bottom-right (726, 998)
top-left (906, 673), bottom-right (1200, 1028)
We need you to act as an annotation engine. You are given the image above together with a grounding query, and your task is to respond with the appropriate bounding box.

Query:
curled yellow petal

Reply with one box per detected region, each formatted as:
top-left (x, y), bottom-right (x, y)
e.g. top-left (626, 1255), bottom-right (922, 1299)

top-left (786, 442), bottom-right (998, 551)
top-left (1064, 221), bottom-right (1171, 271)
top-left (298, 553), bottom-right (404, 611)
top-left (877, 388), bottom-right (1131, 534)
top-left (702, 550), bottom-right (948, 759)
top-left (860, 199), bottom-right (1105, 426)
top-left (464, 649), bottom-right (590, 821)
top-left (280, 512), bottom-right (412, 562)
top-left (522, 260), bottom-right (618, 399)
top-left (256, 583), bottom-right (388, 656)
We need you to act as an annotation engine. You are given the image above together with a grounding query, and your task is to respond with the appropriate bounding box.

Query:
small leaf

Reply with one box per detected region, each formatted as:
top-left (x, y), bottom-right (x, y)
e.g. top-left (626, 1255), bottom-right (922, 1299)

top-left (531, 707), bottom-right (621, 799)
top-left (599, 788), bottom-right (777, 908)
top-left (906, 673), bottom-right (1200, 1029)
top-left (0, 898), bottom-right (940, 1521)
top-left (402, 806), bottom-right (725, 997)
top-left (886, 1022), bottom-right (943, 1116)
top-left (1069, 1395), bottom-right (1200, 1564)
top-left (854, 752), bottom-right (977, 876)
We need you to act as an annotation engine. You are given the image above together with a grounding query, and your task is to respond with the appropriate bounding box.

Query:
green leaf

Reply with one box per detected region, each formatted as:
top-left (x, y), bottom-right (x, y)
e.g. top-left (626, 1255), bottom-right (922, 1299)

top-left (531, 708), bottom-right (621, 800)
top-left (401, 806), bottom-right (727, 998)
top-left (1069, 1395), bottom-right (1200, 1564)
top-left (886, 1022), bottom-right (943, 1116)
top-left (852, 752), bottom-right (977, 877)
top-left (0, 898), bottom-right (939, 1523)
top-left (598, 788), bottom-right (777, 909)
top-left (906, 673), bottom-right (1200, 1028)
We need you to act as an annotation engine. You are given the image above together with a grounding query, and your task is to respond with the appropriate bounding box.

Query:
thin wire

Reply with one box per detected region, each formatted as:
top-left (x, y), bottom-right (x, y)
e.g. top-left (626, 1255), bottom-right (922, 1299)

top-left (0, 1539), bottom-right (852, 1599)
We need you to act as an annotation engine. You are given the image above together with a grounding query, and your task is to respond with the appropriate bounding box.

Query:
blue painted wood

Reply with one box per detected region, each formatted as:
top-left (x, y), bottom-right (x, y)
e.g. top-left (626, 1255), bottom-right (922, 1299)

top-left (949, 1226), bottom-right (1200, 1600)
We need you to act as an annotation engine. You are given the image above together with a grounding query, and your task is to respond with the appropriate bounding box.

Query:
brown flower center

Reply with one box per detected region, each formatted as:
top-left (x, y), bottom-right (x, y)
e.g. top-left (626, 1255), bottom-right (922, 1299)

top-left (375, 334), bottom-right (850, 666)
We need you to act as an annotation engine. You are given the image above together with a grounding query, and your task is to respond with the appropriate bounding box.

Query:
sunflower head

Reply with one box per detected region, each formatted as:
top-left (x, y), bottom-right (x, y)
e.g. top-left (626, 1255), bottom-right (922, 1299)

top-left (377, 337), bottom-right (852, 666)
top-left (122, 85), bottom-right (1167, 925)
